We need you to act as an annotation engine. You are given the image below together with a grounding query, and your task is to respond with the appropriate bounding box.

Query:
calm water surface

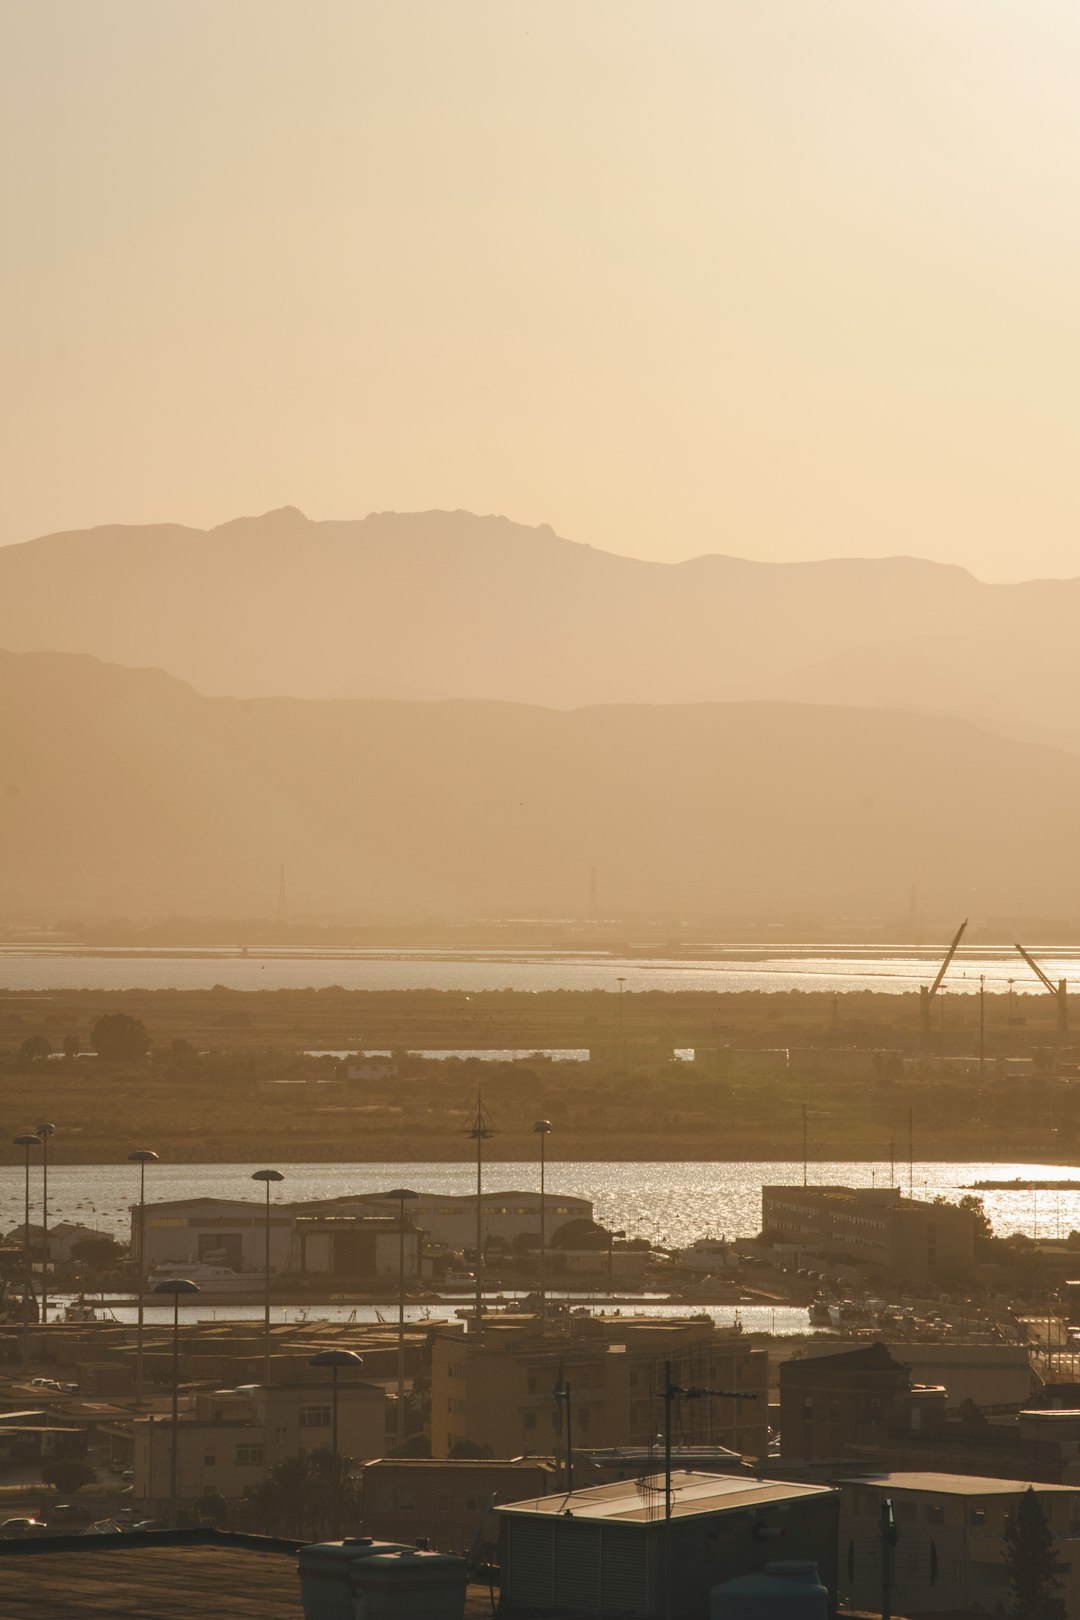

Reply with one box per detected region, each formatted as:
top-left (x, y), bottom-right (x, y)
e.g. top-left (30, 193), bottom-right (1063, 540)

top-left (10, 1159), bottom-right (1078, 1250)
top-left (3, 946), bottom-right (1079, 994)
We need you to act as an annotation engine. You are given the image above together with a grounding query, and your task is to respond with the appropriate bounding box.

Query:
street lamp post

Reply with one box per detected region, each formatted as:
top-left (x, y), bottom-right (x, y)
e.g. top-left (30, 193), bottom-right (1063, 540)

top-left (607, 1228), bottom-right (627, 1291)
top-left (385, 1189), bottom-right (418, 1448)
top-left (12, 1134), bottom-right (42, 1360)
top-left (533, 1121), bottom-right (551, 1321)
top-left (128, 1150), bottom-right (159, 1408)
top-left (465, 1092), bottom-right (494, 1332)
top-left (251, 1169), bottom-right (285, 1386)
top-left (308, 1349), bottom-right (364, 1540)
top-left (153, 1277), bottom-right (200, 1527)
top-left (36, 1124), bottom-right (55, 1327)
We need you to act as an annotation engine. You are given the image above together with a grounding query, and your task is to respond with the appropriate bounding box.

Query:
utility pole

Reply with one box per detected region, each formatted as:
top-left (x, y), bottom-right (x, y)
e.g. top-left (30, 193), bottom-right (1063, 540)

top-left (979, 974), bottom-right (986, 1078)
top-left (880, 1497), bottom-right (898, 1620)
top-left (555, 1381), bottom-right (573, 1493)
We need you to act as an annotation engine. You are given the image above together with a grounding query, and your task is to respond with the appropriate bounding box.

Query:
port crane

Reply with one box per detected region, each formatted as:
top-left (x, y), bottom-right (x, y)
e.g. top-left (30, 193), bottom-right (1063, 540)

top-left (1014, 942), bottom-right (1068, 1036)
top-left (920, 919), bottom-right (968, 1038)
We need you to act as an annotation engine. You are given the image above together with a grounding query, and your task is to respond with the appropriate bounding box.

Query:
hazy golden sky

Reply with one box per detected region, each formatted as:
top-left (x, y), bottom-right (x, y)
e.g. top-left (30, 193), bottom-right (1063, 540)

top-left (4, 1), bottom-right (1080, 577)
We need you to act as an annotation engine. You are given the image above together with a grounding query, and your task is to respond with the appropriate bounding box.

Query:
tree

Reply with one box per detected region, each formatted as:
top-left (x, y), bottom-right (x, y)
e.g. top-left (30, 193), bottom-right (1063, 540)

top-left (19, 1035), bottom-right (51, 1063)
top-left (91, 1013), bottom-right (149, 1062)
top-left (550, 1218), bottom-right (609, 1251)
top-left (71, 1236), bottom-right (123, 1275)
top-left (41, 1458), bottom-right (95, 1495)
top-left (1004, 1487), bottom-right (1066, 1620)
top-left (237, 1448), bottom-right (360, 1542)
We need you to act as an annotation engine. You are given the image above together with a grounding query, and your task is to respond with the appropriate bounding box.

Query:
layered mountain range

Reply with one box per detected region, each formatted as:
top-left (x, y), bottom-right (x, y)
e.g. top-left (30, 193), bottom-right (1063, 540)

top-left (3, 647), bottom-right (1080, 922)
top-left (2, 507), bottom-right (1078, 752)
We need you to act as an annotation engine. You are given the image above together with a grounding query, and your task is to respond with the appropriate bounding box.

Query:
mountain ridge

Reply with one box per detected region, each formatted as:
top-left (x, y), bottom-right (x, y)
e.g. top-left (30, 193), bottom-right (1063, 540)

top-left (3, 508), bottom-right (1079, 746)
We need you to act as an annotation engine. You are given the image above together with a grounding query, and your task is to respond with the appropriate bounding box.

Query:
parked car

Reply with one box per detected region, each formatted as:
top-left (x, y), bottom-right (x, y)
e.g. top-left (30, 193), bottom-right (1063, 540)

top-left (0, 1518), bottom-right (47, 1539)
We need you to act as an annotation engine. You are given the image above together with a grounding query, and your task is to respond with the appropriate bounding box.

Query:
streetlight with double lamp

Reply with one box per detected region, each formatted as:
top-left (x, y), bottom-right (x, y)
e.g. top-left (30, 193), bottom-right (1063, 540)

top-left (36, 1124), bottom-right (55, 1327)
top-left (12, 1134), bottom-right (41, 1357)
top-left (308, 1348), bottom-right (364, 1540)
top-left (152, 1276), bottom-right (200, 1528)
top-left (533, 1121), bottom-right (551, 1320)
top-left (251, 1169), bottom-right (285, 1386)
top-left (385, 1189), bottom-right (418, 1448)
top-left (128, 1150), bottom-right (159, 1408)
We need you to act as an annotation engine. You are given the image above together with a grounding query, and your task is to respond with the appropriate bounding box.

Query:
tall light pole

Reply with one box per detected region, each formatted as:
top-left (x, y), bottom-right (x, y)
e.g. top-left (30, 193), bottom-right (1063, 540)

top-left (385, 1188), bottom-right (417, 1447)
top-left (533, 1121), bottom-right (551, 1321)
top-left (251, 1169), bottom-right (284, 1385)
top-left (12, 1134), bottom-right (41, 1361)
top-left (465, 1092), bottom-right (494, 1332)
top-left (617, 977), bottom-right (627, 1066)
top-left (36, 1124), bottom-right (55, 1328)
top-left (128, 1150), bottom-right (159, 1408)
top-left (153, 1276), bottom-right (200, 1527)
top-left (308, 1349), bottom-right (364, 1541)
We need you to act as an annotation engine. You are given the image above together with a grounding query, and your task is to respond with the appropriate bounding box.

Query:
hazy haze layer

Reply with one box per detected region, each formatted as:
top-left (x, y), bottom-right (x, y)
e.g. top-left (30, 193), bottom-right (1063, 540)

top-left (4, 647), bottom-right (1080, 922)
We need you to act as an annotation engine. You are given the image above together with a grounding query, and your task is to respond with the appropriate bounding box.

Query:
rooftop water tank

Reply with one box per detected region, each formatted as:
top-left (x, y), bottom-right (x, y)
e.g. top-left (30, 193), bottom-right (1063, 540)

top-left (711, 1560), bottom-right (828, 1620)
top-left (298, 1537), bottom-right (410, 1620)
top-left (350, 1546), bottom-right (468, 1620)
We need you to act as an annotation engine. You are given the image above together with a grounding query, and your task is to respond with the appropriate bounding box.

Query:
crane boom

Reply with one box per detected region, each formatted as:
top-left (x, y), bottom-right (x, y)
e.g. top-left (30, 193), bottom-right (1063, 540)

top-left (929, 919), bottom-right (968, 1000)
top-left (1014, 942), bottom-right (1069, 1037)
top-left (1015, 942), bottom-right (1057, 995)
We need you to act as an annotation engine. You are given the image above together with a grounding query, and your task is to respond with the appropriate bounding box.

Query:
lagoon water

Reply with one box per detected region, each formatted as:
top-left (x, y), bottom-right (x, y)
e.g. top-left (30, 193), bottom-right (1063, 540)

top-left (11, 1158), bottom-right (1079, 1252)
top-left (3, 945), bottom-right (1079, 995)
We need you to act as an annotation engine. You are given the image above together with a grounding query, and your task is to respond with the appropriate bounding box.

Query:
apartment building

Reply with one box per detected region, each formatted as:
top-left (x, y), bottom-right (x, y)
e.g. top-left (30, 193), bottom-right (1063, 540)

top-left (430, 1316), bottom-right (767, 1462)
top-left (761, 1185), bottom-right (975, 1281)
top-left (359, 1457), bottom-right (556, 1553)
top-left (132, 1377), bottom-right (386, 1508)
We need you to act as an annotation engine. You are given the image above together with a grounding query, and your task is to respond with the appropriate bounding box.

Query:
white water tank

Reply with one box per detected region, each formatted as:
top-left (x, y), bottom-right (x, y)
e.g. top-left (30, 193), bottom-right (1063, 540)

top-left (298, 1538), bottom-right (409, 1620)
top-left (711, 1560), bottom-right (828, 1619)
top-left (350, 1547), bottom-right (468, 1620)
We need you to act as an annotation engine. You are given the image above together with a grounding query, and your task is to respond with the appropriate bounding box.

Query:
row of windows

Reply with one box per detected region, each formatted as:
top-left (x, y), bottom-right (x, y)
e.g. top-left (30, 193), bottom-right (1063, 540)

top-left (203, 1444), bottom-right (265, 1467)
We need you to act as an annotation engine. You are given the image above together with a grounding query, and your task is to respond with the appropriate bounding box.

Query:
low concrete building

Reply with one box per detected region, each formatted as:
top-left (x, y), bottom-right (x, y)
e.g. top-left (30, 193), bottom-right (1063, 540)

top-left (496, 1470), bottom-right (838, 1618)
top-left (136, 1189), bottom-right (593, 1276)
top-left (886, 1341), bottom-right (1038, 1416)
top-left (359, 1457), bottom-right (556, 1553)
top-left (836, 1470), bottom-right (1080, 1617)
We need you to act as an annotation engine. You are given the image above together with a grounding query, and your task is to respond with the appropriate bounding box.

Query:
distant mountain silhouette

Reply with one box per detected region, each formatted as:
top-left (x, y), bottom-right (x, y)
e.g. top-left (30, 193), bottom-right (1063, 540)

top-left (4, 507), bottom-right (1080, 748)
top-left (2, 647), bottom-right (1080, 922)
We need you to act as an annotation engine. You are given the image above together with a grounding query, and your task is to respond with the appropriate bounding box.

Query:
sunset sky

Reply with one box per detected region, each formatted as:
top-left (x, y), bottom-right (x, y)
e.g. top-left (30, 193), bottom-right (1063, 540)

top-left (4, 1), bottom-right (1080, 577)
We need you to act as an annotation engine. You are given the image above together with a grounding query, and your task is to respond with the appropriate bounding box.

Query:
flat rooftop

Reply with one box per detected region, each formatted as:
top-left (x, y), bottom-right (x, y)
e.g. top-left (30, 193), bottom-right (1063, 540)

top-left (0, 1533), bottom-right (302, 1619)
top-left (835, 1471), bottom-right (1080, 1497)
top-left (497, 1469), bottom-right (834, 1524)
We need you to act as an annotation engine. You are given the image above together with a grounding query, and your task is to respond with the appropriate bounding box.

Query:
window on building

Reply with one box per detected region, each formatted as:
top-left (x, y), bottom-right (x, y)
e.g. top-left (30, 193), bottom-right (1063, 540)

top-left (275, 1427), bottom-right (287, 1444)
top-left (300, 1405), bottom-right (331, 1428)
top-left (971, 1507), bottom-right (987, 1525)
top-left (523, 1411), bottom-right (537, 1431)
top-left (927, 1504), bottom-right (945, 1525)
top-left (203, 1454), bottom-right (216, 1467)
top-left (437, 1494), bottom-right (450, 1512)
top-left (397, 1490), bottom-right (415, 1511)
top-left (376, 1487), bottom-right (393, 1514)
top-left (236, 1444), bottom-right (264, 1466)
top-left (527, 1372), bottom-right (538, 1395)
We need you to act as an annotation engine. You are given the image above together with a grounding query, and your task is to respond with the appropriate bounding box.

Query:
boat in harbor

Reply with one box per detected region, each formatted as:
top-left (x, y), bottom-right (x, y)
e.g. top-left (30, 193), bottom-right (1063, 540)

top-left (147, 1261), bottom-right (264, 1295)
